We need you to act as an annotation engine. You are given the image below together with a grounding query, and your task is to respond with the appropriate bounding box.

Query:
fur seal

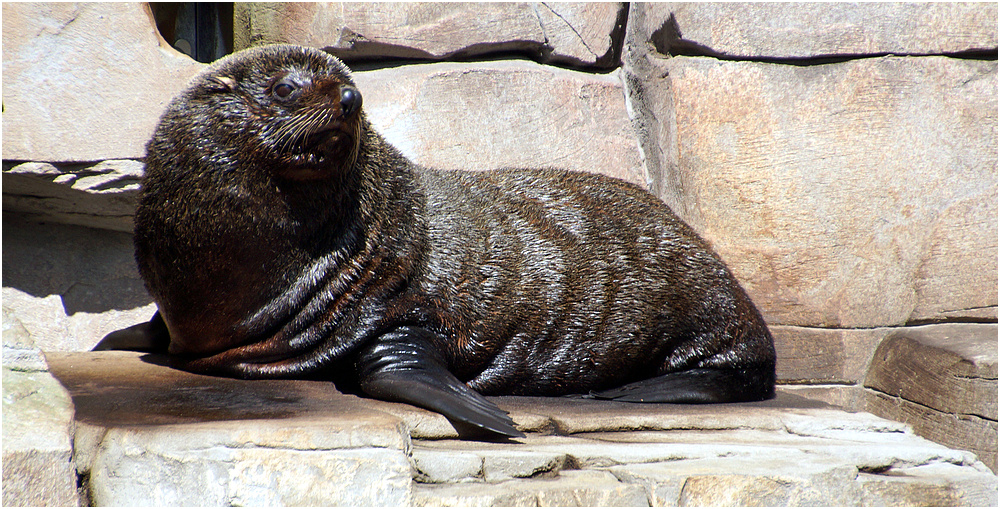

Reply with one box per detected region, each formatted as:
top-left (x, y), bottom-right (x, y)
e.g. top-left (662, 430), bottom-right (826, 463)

top-left (96, 44), bottom-right (776, 438)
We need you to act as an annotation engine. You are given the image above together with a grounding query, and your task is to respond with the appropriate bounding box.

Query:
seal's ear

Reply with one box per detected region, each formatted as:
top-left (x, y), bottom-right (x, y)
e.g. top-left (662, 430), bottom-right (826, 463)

top-left (206, 76), bottom-right (237, 93)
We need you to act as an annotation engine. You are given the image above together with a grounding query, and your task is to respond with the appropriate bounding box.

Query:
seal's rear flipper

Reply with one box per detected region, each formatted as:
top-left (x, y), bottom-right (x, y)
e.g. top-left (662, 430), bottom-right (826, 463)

top-left (589, 367), bottom-right (775, 404)
top-left (355, 327), bottom-right (525, 439)
top-left (92, 312), bottom-right (170, 353)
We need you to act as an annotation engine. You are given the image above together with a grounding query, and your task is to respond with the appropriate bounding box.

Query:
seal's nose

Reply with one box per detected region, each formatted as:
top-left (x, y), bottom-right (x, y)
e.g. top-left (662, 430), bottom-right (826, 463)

top-left (340, 86), bottom-right (362, 117)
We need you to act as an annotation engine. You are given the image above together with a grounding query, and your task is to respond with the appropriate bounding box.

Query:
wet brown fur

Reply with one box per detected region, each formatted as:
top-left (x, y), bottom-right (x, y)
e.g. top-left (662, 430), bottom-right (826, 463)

top-left (129, 45), bottom-right (775, 431)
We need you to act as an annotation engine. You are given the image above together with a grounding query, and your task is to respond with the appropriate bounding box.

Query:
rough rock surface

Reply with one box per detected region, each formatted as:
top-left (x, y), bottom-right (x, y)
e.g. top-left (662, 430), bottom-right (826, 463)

top-left (771, 325), bottom-right (886, 385)
top-left (636, 3), bottom-right (998, 59)
top-left (3, 160), bottom-right (142, 232)
top-left (1, 3), bottom-right (205, 162)
top-left (636, 54), bottom-right (997, 329)
top-left (45, 351), bottom-right (998, 507)
top-left (54, 352), bottom-right (412, 506)
top-left (864, 324), bottom-right (998, 473)
top-left (2, 308), bottom-right (80, 506)
top-left (235, 2), bottom-right (625, 68)
top-left (354, 60), bottom-right (646, 187)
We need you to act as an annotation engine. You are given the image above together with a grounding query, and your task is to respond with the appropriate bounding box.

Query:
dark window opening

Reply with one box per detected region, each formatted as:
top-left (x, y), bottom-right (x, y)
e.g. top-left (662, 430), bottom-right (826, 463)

top-left (150, 3), bottom-right (234, 63)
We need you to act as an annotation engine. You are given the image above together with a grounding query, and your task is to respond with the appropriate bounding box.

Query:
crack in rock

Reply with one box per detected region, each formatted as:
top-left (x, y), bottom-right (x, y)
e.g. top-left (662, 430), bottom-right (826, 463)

top-left (540, 3), bottom-right (597, 59)
top-left (649, 13), bottom-right (998, 66)
top-left (865, 386), bottom-right (998, 423)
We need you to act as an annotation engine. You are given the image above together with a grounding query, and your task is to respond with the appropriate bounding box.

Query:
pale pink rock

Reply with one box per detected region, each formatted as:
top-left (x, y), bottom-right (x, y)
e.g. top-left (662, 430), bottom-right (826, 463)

top-left (236, 2), bottom-right (624, 67)
top-left (1, 3), bottom-right (204, 162)
top-left (354, 60), bottom-right (646, 187)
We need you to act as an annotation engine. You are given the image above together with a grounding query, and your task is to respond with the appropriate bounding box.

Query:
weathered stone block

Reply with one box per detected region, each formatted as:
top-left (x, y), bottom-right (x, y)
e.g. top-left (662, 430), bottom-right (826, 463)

top-left (612, 457), bottom-right (863, 506)
top-left (865, 391), bottom-right (998, 476)
top-left (355, 60), bottom-right (646, 188)
top-left (866, 324), bottom-right (997, 419)
top-left (1, 3), bottom-right (204, 162)
top-left (47, 351), bottom-right (413, 506)
top-left (864, 324), bottom-right (998, 472)
top-left (412, 449), bottom-right (484, 483)
top-left (236, 2), bottom-right (625, 68)
top-left (632, 3), bottom-right (997, 59)
top-left (412, 470), bottom-right (648, 507)
top-left (2, 317), bottom-right (79, 506)
top-left (3, 160), bottom-right (142, 232)
top-left (640, 55), bottom-right (996, 328)
top-left (771, 325), bottom-right (886, 384)
top-left (2, 215), bottom-right (154, 352)
top-left (90, 436), bottom-right (412, 506)
top-left (858, 463), bottom-right (999, 507)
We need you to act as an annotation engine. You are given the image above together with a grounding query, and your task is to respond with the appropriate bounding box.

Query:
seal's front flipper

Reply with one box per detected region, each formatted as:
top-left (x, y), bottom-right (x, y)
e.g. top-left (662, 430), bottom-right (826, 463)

top-left (355, 327), bottom-right (524, 439)
top-left (590, 367), bottom-right (775, 404)
top-left (92, 311), bottom-right (170, 353)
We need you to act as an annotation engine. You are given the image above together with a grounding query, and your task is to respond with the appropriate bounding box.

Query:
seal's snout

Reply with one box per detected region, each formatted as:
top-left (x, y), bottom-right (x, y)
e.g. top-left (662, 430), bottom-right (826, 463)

top-left (340, 86), bottom-right (362, 117)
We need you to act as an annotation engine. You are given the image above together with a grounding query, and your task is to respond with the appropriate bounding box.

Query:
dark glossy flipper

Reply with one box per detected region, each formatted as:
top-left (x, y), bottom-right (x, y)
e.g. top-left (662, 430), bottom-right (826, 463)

top-left (354, 326), bottom-right (524, 438)
top-left (92, 311), bottom-right (170, 353)
top-left (589, 367), bottom-right (775, 403)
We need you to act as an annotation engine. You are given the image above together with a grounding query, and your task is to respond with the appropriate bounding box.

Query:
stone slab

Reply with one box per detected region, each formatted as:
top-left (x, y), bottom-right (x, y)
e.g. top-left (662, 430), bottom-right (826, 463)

top-left (772, 323), bottom-right (996, 393)
top-left (771, 325), bottom-right (885, 384)
top-left (2, 367), bottom-right (80, 507)
top-left (3, 160), bottom-right (142, 232)
top-left (644, 55), bottom-right (997, 328)
top-left (864, 323), bottom-right (998, 473)
top-left (235, 2), bottom-right (625, 68)
top-left (413, 470), bottom-right (649, 507)
top-left (858, 463), bottom-right (1000, 507)
top-left (411, 427), bottom-right (996, 506)
top-left (633, 3), bottom-right (998, 59)
top-left (46, 351), bottom-right (412, 506)
top-left (865, 390), bottom-right (998, 477)
top-left (612, 457), bottom-right (998, 507)
top-left (1, 3), bottom-right (205, 162)
top-left (354, 60), bottom-right (646, 188)
top-left (89, 434), bottom-right (412, 506)
top-left (2, 317), bottom-right (80, 506)
top-left (866, 324), bottom-right (997, 419)
top-left (44, 351), bottom-right (998, 506)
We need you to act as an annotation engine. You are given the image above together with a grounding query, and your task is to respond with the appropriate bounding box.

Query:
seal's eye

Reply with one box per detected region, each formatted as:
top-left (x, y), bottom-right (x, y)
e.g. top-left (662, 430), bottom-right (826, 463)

top-left (273, 82), bottom-right (296, 99)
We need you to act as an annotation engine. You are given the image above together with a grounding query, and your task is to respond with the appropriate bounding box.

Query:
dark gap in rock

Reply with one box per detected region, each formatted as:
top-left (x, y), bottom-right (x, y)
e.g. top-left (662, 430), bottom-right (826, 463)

top-left (859, 464), bottom-right (895, 475)
top-left (903, 315), bottom-right (999, 327)
top-left (944, 48), bottom-right (999, 61)
top-left (652, 13), bottom-right (999, 66)
top-left (76, 471), bottom-right (92, 507)
top-left (344, 49), bottom-right (622, 75)
top-left (602, 2), bottom-right (631, 69)
top-left (777, 380), bottom-right (856, 386)
top-left (772, 321), bottom-right (997, 331)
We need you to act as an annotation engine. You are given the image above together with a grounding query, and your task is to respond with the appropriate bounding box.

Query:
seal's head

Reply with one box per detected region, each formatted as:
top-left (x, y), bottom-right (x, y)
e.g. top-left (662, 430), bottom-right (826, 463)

top-left (148, 44), bottom-right (363, 182)
top-left (137, 45), bottom-right (368, 358)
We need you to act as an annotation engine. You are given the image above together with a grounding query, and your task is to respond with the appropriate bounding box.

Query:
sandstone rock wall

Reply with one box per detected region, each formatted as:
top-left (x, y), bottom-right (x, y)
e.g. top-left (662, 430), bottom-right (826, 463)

top-left (3, 3), bottom-right (997, 501)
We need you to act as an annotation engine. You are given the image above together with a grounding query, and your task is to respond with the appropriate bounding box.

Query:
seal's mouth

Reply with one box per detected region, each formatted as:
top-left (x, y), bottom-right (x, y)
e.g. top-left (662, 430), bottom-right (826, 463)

top-left (286, 125), bottom-right (342, 165)
top-left (277, 120), bottom-right (357, 179)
